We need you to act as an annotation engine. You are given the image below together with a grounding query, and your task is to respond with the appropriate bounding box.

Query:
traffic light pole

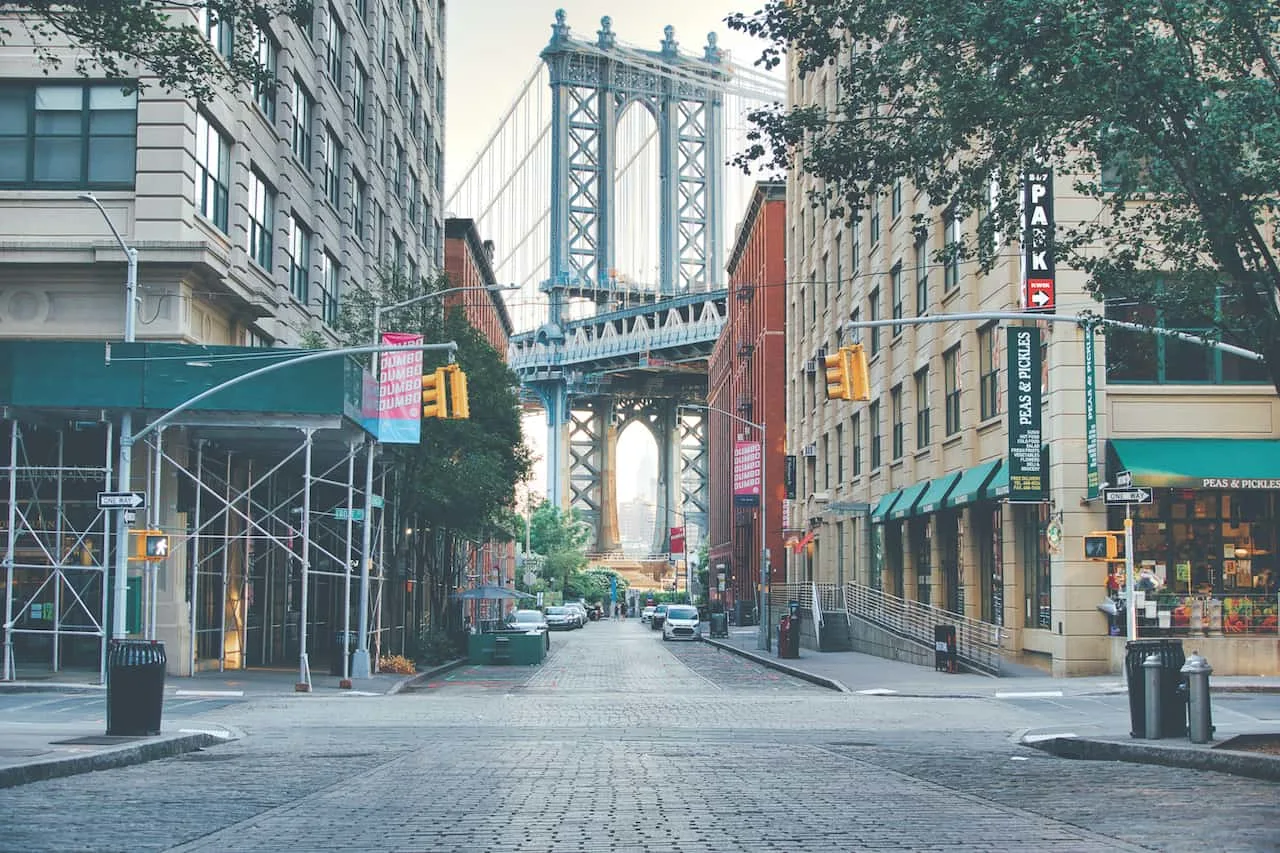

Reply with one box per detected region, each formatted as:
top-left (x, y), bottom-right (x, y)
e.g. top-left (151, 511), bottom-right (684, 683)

top-left (1125, 507), bottom-right (1136, 642)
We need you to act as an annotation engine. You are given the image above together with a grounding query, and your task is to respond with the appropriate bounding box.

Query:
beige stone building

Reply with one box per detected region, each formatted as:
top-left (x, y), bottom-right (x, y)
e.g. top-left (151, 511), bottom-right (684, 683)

top-left (786, 61), bottom-right (1280, 676)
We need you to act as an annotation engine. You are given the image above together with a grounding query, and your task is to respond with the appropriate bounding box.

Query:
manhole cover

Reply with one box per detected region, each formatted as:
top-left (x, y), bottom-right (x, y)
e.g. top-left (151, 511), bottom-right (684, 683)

top-left (50, 736), bottom-right (145, 746)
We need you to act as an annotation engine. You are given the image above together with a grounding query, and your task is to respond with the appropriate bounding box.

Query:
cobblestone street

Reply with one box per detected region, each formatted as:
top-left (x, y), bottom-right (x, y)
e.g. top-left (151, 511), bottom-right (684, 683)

top-left (1, 621), bottom-right (1276, 851)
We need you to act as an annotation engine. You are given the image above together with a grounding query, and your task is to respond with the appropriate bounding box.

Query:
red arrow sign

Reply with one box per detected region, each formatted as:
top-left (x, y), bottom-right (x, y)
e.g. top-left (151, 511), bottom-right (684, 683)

top-left (1026, 279), bottom-right (1055, 312)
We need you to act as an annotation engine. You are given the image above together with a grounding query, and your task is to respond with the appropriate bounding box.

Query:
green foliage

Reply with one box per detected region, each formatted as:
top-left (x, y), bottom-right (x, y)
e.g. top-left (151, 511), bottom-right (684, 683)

top-left (6, 0), bottom-right (312, 100)
top-left (415, 621), bottom-right (461, 666)
top-left (566, 568), bottom-right (627, 604)
top-left (728, 0), bottom-right (1280, 390)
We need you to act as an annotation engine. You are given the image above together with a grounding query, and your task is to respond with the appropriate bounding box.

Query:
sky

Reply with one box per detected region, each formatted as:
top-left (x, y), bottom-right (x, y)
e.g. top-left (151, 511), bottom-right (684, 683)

top-left (444, 2), bottom-right (776, 503)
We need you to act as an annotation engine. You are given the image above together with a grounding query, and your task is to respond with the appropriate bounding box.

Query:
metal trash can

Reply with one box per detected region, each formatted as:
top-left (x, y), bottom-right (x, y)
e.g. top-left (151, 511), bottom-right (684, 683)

top-left (1124, 638), bottom-right (1187, 738)
top-left (934, 625), bottom-right (957, 673)
top-left (106, 640), bottom-right (166, 736)
top-left (709, 612), bottom-right (729, 638)
top-left (330, 631), bottom-right (356, 677)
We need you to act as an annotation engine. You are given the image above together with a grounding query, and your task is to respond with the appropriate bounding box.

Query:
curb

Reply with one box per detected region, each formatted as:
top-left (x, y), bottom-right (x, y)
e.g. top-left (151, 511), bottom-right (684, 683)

top-left (0, 730), bottom-right (234, 790)
top-left (386, 658), bottom-right (468, 695)
top-left (0, 682), bottom-right (105, 694)
top-left (701, 638), bottom-right (850, 692)
top-left (1025, 735), bottom-right (1280, 783)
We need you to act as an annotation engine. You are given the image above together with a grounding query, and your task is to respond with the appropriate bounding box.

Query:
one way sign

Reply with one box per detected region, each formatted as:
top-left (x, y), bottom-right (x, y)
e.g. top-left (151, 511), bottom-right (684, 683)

top-left (1103, 486), bottom-right (1153, 505)
top-left (98, 491), bottom-right (146, 510)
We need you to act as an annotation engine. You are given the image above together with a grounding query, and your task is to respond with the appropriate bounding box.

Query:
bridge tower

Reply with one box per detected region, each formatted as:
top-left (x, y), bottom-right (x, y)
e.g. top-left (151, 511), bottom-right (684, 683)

top-left (527, 10), bottom-right (724, 556)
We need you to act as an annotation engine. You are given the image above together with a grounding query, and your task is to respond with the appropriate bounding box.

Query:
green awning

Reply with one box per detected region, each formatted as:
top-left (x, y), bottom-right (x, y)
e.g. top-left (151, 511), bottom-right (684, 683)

top-left (985, 464), bottom-right (1010, 500)
top-left (869, 489), bottom-right (902, 523)
top-left (1110, 438), bottom-right (1280, 489)
top-left (917, 471), bottom-right (962, 514)
top-left (888, 480), bottom-right (930, 521)
top-left (942, 459), bottom-right (1002, 509)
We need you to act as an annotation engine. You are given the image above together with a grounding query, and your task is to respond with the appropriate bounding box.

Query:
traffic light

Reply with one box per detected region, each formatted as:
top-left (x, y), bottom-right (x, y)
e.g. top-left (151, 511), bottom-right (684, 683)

top-left (134, 530), bottom-right (169, 561)
top-left (846, 343), bottom-right (870, 401)
top-left (446, 364), bottom-right (470, 419)
top-left (421, 368), bottom-right (445, 418)
top-left (1084, 531), bottom-right (1124, 561)
top-left (824, 349), bottom-right (852, 400)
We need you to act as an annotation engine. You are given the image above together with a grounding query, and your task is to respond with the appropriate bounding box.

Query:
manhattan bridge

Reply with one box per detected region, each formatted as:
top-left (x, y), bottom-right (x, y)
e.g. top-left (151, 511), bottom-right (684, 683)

top-left (447, 10), bottom-right (784, 559)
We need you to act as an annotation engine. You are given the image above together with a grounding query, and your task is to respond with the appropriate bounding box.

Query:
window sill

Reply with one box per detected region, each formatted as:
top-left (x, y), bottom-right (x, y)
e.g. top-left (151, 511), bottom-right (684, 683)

top-left (941, 286), bottom-right (962, 306)
top-left (912, 447), bottom-right (931, 461)
top-left (976, 414), bottom-right (1001, 433)
top-left (942, 432), bottom-right (963, 449)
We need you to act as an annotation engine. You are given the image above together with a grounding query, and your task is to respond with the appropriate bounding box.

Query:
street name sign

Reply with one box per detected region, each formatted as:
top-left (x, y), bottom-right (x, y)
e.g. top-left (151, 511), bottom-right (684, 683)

top-left (98, 491), bottom-right (146, 510)
top-left (1103, 487), bottom-right (1152, 505)
top-left (334, 508), bottom-right (365, 521)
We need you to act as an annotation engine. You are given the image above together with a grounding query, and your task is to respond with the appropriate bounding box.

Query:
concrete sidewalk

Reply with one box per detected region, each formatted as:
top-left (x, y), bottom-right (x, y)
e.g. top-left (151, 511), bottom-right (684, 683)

top-left (703, 628), bottom-right (1280, 781)
top-left (0, 659), bottom-right (464, 788)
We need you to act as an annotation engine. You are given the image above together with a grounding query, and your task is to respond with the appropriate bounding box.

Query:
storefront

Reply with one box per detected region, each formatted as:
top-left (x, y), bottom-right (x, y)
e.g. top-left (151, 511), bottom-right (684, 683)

top-left (1108, 439), bottom-right (1279, 639)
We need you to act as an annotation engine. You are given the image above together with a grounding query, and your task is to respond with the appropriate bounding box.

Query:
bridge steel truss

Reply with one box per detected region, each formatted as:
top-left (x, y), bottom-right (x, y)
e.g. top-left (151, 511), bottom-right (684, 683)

top-left (0, 410), bottom-right (402, 686)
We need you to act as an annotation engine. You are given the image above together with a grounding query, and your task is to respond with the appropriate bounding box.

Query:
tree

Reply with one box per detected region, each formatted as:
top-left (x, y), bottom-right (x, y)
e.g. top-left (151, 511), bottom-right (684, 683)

top-left (526, 500), bottom-right (591, 593)
top-left (728, 1), bottom-right (1280, 390)
top-left (3, 0), bottom-right (310, 100)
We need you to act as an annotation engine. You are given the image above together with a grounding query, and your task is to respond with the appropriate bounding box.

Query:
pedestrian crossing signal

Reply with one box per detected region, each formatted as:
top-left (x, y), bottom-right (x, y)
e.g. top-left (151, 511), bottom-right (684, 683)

top-left (1084, 531), bottom-right (1124, 561)
top-left (134, 530), bottom-right (169, 561)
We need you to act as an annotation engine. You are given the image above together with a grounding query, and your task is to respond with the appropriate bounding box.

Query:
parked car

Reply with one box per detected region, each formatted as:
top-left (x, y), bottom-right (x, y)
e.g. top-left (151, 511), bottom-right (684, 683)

top-left (545, 605), bottom-right (577, 630)
top-left (640, 605), bottom-right (656, 624)
top-left (650, 603), bottom-right (669, 630)
top-left (662, 604), bottom-right (701, 641)
top-left (565, 602), bottom-right (588, 628)
top-left (506, 609), bottom-right (548, 633)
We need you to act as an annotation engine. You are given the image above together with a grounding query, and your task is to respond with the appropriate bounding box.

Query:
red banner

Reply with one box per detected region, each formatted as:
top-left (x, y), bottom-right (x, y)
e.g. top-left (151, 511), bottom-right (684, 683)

top-left (669, 526), bottom-right (685, 555)
top-left (734, 440), bottom-right (762, 507)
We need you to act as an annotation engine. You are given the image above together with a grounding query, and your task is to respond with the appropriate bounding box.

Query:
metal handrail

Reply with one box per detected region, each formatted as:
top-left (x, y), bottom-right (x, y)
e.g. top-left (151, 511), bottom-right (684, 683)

top-left (843, 582), bottom-right (1004, 675)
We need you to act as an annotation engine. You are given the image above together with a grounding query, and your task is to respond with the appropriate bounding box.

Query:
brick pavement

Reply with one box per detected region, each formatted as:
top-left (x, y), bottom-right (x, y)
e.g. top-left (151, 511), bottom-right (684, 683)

top-left (0, 619), bottom-right (1277, 852)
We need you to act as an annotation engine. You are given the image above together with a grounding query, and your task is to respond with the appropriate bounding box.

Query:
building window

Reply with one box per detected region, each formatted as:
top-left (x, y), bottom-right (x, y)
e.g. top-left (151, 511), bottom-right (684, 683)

top-left (1021, 504), bottom-right (1052, 629)
top-left (434, 142), bottom-right (443, 192)
top-left (850, 220), bottom-right (861, 276)
top-left (821, 433), bottom-right (830, 490)
top-left (355, 0), bottom-right (368, 23)
top-left (978, 324), bottom-right (999, 420)
top-left (392, 231), bottom-right (404, 274)
top-left (943, 210), bottom-right (961, 292)
top-left (1105, 283), bottom-right (1270, 385)
top-left (850, 413), bottom-right (862, 477)
top-left (409, 84), bottom-right (419, 136)
top-left (247, 169), bottom-right (274, 269)
top-left (835, 423), bottom-right (844, 483)
top-left (868, 193), bottom-right (881, 247)
top-left (352, 61), bottom-right (367, 131)
top-left (288, 213), bottom-right (311, 303)
top-left (395, 139), bottom-right (405, 196)
top-left (322, 124), bottom-right (342, 208)
top-left (394, 46), bottom-right (405, 104)
top-left (891, 178), bottom-right (902, 219)
top-left (890, 262), bottom-right (904, 337)
top-left (194, 111), bottom-right (230, 232)
top-left (891, 385), bottom-right (904, 460)
top-left (351, 170), bottom-right (367, 238)
top-left (944, 345), bottom-right (961, 436)
top-left (320, 251), bottom-right (340, 325)
top-left (420, 197), bottom-right (432, 246)
top-left (291, 78), bottom-right (313, 168)
top-left (869, 400), bottom-right (882, 469)
top-left (834, 231), bottom-right (843, 294)
top-left (914, 236), bottom-right (928, 316)
top-left (867, 287), bottom-right (881, 357)
top-left (253, 29), bottom-right (278, 122)
top-left (326, 7), bottom-right (345, 83)
top-left (0, 83), bottom-right (137, 189)
top-left (202, 7), bottom-right (233, 60)
top-left (409, 170), bottom-right (419, 224)
top-left (914, 368), bottom-right (930, 451)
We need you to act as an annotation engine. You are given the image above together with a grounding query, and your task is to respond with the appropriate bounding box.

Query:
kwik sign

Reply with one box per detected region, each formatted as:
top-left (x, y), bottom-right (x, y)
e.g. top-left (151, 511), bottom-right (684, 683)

top-left (1022, 168), bottom-right (1056, 313)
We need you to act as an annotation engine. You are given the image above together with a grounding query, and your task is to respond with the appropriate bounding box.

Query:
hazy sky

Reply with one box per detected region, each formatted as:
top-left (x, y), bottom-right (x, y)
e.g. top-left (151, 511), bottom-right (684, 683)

top-left (444, 2), bottom-right (775, 502)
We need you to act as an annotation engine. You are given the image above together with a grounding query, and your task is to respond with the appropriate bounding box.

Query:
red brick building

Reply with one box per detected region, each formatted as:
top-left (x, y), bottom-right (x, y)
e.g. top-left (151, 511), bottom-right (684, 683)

top-left (443, 217), bottom-right (514, 355)
top-left (708, 182), bottom-right (787, 620)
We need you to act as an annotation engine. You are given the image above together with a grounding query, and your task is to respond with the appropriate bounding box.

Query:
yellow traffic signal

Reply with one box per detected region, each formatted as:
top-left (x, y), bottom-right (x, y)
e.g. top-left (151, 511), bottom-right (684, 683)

top-left (134, 530), bottom-right (169, 561)
top-left (846, 343), bottom-right (870, 401)
top-left (421, 368), bottom-right (445, 419)
top-left (824, 350), bottom-right (852, 400)
top-left (446, 365), bottom-right (470, 420)
top-left (1084, 531), bottom-right (1125, 561)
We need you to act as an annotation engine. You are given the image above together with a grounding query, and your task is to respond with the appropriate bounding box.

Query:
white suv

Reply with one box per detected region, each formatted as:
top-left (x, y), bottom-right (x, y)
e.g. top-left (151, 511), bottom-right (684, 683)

top-left (662, 604), bottom-right (701, 641)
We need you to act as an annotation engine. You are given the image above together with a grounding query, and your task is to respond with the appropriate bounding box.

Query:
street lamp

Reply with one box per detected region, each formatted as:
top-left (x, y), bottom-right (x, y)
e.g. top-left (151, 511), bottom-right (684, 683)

top-left (80, 192), bottom-right (139, 640)
top-left (679, 403), bottom-right (772, 652)
top-left (350, 282), bottom-right (520, 679)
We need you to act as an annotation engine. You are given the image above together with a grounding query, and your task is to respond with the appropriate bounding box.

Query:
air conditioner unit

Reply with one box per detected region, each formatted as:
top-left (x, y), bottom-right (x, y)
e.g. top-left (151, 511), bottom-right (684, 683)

top-left (810, 491), bottom-right (830, 503)
top-left (802, 442), bottom-right (818, 457)
top-left (804, 359), bottom-right (817, 376)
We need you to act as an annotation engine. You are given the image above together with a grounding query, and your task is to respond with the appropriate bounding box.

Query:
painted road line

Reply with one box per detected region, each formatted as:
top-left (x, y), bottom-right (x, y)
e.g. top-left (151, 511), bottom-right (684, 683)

top-left (856, 688), bottom-right (899, 696)
top-left (178, 727), bottom-right (232, 738)
top-left (1021, 732), bottom-right (1078, 743)
top-left (995, 690), bottom-right (1064, 699)
top-left (174, 689), bottom-right (245, 698)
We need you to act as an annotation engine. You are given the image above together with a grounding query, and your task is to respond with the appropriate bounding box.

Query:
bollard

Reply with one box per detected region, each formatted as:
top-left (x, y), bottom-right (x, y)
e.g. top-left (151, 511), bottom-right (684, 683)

top-left (1180, 651), bottom-right (1214, 744)
top-left (1142, 653), bottom-right (1163, 739)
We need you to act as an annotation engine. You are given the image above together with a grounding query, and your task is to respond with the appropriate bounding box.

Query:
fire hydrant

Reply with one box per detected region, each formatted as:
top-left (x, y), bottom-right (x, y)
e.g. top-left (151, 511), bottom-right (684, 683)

top-left (1142, 653), bottom-right (1163, 739)
top-left (1180, 651), bottom-right (1214, 744)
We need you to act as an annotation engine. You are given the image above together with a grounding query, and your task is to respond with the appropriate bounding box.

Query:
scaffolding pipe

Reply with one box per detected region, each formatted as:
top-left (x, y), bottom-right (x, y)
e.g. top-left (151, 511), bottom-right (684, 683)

top-left (4, 419), bottom-right (18, 681)
top-left (53, 430), bottom-right (63, 671)
top-left (241, 458), bottom-right (252, 667)
top-left (100, 419), bottom-right (112, 683)
top-left (190, 440), bottom-right (204, 676)
top-left (341, 443), bottom-right (356, 681)
top-left (219, 452), bottom-right (231, 672)
top-left (352, 440), bottom-right (376, 679)
top-left (297, 430), bottom-right (314, 691)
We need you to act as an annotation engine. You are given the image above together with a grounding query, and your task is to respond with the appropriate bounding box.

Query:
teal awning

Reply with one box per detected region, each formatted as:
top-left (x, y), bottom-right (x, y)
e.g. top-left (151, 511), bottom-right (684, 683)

top-left (917, 471), bottom-right (962, 514)
top-left (869, 489), bottom-right (902, 523)
top-left (943, 459), bottom-right (1002, 509)
top-left (985, 464), bottom-right (1010, 500)
top-left (888, 480), bottom-right (930, 521)
top-left (1110, 438), bottom-right (1280, 489)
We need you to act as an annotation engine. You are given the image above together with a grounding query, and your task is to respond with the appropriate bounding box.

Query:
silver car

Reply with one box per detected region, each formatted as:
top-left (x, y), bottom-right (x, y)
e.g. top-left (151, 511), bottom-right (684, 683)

top-left (565, 602), bottom-right (589, 628)
top-left (545, 606), bottom-right (576, 630)
top-left (662, 604), bottom-right (701, 641)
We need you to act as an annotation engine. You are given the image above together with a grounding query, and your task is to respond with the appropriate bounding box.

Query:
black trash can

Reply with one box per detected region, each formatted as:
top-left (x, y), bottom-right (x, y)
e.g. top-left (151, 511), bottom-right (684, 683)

top-left (709, 612), bottom-right (728, 638)
top-left (330, 631), bottom-right (356, 677)
top-left (106, 640), bottom-right (166, 736)
top-left (934, 625), bottom-right (957, 673)
top-left (1124, 638), bottom-right (1187, 738)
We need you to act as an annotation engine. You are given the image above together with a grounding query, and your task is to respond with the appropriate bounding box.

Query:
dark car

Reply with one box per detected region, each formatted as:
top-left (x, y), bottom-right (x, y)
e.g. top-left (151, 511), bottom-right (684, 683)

top-left (650, 603), bottom-right (669, 631)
